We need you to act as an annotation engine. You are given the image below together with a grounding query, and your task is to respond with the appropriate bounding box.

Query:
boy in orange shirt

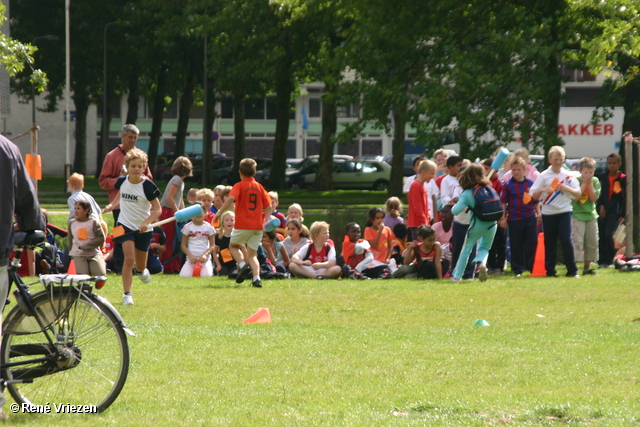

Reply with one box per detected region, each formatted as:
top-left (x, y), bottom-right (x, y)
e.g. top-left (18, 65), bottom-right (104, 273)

top-left (213, 159), bottom-right (272, 288)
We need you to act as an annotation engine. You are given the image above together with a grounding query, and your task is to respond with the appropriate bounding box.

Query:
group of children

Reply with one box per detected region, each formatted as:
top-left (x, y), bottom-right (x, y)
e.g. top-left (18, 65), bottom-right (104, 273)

top-left (23, 142), bottom-right (626, 305)
top-left (391, 146), bottom-right (626, 282)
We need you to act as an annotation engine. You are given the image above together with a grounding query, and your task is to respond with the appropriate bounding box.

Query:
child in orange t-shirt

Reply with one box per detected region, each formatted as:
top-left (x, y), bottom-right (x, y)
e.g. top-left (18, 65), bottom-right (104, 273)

top-left (342, 222), bottom-right (392, 279)
top-left (364, 207), bottom-right (394, 266)
top-left (212, 158), bottom-right (272, 288)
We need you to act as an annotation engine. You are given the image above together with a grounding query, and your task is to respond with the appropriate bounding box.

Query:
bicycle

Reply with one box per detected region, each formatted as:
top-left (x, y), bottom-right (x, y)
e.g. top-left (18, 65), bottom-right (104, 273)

top-left (1, 230), bottom-right (135, 412)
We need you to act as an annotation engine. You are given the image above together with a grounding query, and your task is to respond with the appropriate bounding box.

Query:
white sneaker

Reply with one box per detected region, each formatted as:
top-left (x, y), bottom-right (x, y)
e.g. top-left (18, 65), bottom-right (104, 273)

top-left (123, 294), bottom-right (134, 305)
top-left (137, 268), bottom-right (151, 283)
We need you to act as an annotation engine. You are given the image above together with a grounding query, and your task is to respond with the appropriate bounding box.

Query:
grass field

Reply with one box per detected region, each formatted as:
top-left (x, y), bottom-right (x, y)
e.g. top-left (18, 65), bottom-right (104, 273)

top-left (5, 269), bottom-right (640, 426)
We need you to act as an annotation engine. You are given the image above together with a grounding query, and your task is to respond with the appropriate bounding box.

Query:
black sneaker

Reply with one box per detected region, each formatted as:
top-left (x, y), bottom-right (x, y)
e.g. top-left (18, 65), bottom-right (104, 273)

top-left (583, 269), bottom-right (598, 276)
top-left (236, 264), bottom-right (252, 284)
top-left (251, 278), bottom-right (263, 288)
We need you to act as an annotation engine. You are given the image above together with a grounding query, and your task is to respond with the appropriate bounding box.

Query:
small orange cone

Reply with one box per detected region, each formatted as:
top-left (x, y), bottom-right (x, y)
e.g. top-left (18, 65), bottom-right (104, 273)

top-left (67, 260), bottom-right (76, 275)
top-left (242, 307), bottom-right (271, 324)
top-left (530, 232), bottom-right (546, 277)
top-left (193, 262), bottom-right (201, 277)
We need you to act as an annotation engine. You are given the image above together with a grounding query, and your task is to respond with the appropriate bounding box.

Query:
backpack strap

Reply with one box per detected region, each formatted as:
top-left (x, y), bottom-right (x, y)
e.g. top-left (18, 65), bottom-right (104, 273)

top-left (302, 241), bottom-right (314, 261)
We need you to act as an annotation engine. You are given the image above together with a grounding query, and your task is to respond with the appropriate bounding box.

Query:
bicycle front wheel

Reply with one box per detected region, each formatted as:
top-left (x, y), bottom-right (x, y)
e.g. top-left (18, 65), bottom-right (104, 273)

top-left (1, 287), bottom-right (130, 412)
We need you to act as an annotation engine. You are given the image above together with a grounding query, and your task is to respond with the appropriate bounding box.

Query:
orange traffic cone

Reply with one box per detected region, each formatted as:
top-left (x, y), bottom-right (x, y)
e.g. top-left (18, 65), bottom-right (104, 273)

top-left (530, 232), bottom-right (546, 277)
top-left (67, 260), bottom-right (76, 275)
top-left (242, 307), bottom-right (271, 324)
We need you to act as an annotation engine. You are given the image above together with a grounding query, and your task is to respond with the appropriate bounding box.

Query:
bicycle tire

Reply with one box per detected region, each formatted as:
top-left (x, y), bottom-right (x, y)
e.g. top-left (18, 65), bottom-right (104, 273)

top-left (1, 287), bottom-right (130, 412)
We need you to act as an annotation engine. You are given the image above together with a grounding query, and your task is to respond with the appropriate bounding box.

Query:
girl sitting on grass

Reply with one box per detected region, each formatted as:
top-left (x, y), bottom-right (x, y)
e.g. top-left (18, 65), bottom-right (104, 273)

top-left (282, 219), bottom-right (310, 262)
top-left (393, 225), bottom-right (446, 279)
top-left (213, 210), bottom-right (238, 276)
top-left (364, 207), bottom-right (395, 266)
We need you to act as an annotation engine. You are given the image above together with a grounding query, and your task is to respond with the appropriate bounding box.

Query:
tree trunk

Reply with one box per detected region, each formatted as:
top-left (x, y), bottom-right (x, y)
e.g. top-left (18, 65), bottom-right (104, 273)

top-left (270, 67), bottom-right (293, 190)
top-left (148, 65), bottom-right (167, 173)
top-left (175, 62), bottom-right (198, 157)
top-left (126, 71), bottom-right (139, 124)
top-left (201, 75), bottom-right (216, 187)
top-left (389, 104), bottom-right (406, 196)
top-left (314, 82), bottom-right (338, 191)
top-left (230, 88), bottom-right (247, 182)
top-left (72, 91), bottom-right (89, 175)
top-left (97, 83), bottom-right (115, 177)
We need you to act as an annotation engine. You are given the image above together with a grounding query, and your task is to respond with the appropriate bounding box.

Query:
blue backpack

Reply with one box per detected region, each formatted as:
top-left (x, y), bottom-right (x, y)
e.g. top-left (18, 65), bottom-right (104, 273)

top-left (471, 185), bottom-right (503, 222)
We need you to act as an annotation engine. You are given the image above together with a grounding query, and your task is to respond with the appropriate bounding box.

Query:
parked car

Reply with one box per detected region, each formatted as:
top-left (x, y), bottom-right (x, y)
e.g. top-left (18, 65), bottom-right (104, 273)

top-left (161, 156), bottom-right (231, 182)
top-left (286, 158), bottom-right (350, 189)
top-left (290, 160), bottom-right (392, 191)
top-left (564, 158), bottom-right (608, 176)
top-left (214, 158), bottom-right (273, 186)
top-left (154, 152), bottom-right (204, 178)
top-left (256, 158), bottom-right (303, 185)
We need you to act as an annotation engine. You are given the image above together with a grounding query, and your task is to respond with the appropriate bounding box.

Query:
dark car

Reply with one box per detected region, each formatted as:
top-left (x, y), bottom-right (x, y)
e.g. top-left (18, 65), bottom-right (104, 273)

top-left (161, 156), bottom-right (232, 183)
top-left (384, 154), bottom-right (424, 176)
top-left (154, 152), bottom-right (204, 177)
top-left (256, 158), bottom-right (303, 185)
top-left (214, 158), bottom-right (273, 186)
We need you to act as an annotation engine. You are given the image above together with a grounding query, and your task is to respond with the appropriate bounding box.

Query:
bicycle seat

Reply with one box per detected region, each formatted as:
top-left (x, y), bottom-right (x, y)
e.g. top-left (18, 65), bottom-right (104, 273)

top-left (13, 230), bottom-right (46, 246)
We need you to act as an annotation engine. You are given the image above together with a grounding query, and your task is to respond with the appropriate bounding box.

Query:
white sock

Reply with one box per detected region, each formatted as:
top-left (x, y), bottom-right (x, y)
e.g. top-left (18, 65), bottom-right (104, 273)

top-left (239, 262), bottom-right (246, 268)
top-left (252, 276), bottom-right (260, 282)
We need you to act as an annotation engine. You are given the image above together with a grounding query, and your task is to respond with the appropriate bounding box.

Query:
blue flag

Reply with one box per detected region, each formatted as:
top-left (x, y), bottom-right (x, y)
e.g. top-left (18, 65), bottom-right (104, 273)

top-left (302, 105), bottom-right (309, 131)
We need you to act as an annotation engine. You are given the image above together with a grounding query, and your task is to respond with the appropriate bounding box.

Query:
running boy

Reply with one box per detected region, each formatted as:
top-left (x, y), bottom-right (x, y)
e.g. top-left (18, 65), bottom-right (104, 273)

top-left (530, 146), bottom-right (581, 278)
top-left (103, 148), bottom-right (162, 305)
top-left (212, 158), bottom-right (272, 288)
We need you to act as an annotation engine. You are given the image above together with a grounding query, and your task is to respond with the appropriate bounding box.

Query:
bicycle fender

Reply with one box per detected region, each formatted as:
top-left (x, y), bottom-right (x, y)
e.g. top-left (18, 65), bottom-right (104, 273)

top-left (91, 294), bottom-right (137, 337)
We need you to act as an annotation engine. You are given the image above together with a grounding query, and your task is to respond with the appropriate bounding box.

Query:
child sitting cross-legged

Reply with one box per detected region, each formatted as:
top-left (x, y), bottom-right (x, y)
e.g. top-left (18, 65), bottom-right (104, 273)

top-left (289, 221), bottom-right (342, 279)
top-left (393, 225), bottom-right (447, 279)
top-left (341, 222), bottom-right (393, 279)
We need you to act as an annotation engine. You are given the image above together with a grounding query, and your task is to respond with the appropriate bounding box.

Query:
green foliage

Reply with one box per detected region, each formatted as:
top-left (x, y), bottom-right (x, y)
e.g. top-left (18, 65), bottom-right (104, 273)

top-left (0, 4), bottom-right (47, 91)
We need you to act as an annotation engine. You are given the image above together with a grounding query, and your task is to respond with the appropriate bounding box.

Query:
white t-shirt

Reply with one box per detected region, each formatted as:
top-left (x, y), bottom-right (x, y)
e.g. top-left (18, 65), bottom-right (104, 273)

top-left (181, 221), bottom-right (215, 258)
top-left (529, 167), bottom-right (579, 215)
top-left (440, 174), bottom-right (459, 206)
top-left (452, 184), bottom-right (471, 225)
top-left (115, 176), bottom-right (162, 232)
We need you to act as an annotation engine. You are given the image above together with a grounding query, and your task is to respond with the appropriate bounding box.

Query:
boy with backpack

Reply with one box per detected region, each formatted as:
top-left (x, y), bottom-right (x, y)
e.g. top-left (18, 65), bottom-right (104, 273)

top-left (289, 221), bottom-right (342, 279)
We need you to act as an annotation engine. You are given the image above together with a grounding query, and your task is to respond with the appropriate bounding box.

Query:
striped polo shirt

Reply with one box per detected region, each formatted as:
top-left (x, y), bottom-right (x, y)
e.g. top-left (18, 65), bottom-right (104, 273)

top-left (502, 177), bottom-right (537, 221)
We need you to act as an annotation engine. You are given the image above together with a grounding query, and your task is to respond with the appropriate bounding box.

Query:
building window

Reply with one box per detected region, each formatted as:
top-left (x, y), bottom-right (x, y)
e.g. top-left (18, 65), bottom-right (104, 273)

top-left (309, 98), bottom-right (322, 118)
top-left (245, 98), bottom-right (265, 120)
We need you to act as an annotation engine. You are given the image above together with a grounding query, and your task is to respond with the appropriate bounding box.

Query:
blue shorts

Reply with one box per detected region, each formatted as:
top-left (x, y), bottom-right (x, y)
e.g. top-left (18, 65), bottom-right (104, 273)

top-left (114, 224), bottom-right (152, 252)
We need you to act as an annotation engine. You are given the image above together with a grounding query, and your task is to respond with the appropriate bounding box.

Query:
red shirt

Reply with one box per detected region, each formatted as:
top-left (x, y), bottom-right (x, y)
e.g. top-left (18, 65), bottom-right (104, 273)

top-left (408, 179), bottom-right (429, 227)
top-left (229, 177), bottom-right (272, 230)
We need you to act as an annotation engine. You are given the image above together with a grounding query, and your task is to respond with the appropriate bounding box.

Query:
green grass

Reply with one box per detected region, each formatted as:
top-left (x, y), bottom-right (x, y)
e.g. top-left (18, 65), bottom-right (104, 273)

top-left (6, 269), bottom-right (640, 425)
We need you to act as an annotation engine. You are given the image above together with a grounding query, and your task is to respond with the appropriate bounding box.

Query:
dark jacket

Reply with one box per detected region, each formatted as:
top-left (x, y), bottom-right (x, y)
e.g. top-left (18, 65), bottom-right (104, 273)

top-left (596, 171), bottom-right (626, 220)
top-left (0, 136), bottom-right (45, 266)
